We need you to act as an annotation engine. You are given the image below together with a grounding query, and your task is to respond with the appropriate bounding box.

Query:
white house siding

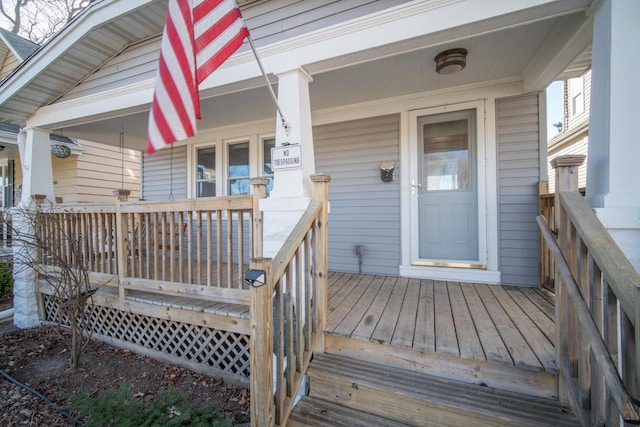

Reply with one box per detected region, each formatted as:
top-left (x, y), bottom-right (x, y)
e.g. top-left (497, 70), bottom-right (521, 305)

top-left (496, 94), bottom-right (541, 286)
top-left (548, 69), bottom-right (590, 193)
top-left (313, 114), bottom-right (401, 276)
top-left (60, 0), bottom-right (411, 102)
top-left (12, 140), bottom-right (141, 204)
top-left (548, 135), bottom-right (588, 192)
top-left (142, 145), bottom-right (187, 201)
top-left (0, 50), bottom-right (19, 80)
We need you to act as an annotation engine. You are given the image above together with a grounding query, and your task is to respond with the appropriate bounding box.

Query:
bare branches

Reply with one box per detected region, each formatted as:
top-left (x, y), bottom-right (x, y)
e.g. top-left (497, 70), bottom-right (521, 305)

top-left (6, 201), bottom-right (96, 369)
top-left (0, 0), bottom-right (89, 43)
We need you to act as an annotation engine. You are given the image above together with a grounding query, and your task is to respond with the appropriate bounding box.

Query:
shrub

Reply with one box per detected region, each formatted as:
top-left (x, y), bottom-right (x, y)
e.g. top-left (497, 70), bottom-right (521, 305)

top-left (0, 262), bottom-right (12, 296)
top-left (70, 383), bottom-right (234, 427)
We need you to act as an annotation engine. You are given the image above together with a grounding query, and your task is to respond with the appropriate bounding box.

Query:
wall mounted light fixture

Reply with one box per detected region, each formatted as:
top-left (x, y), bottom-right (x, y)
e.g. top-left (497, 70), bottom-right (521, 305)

top-left (434, 48), bottom-right (468, 75)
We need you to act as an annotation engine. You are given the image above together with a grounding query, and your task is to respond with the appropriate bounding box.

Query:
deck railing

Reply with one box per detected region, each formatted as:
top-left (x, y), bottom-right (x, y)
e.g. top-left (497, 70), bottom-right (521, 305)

top-left (34, 188), bottom-right (265, 302)
top-left (248, 174), bottom-right (330, 427)
top-left (28, 174), bottom-right (331, 426)
top-left (538, 155), bottom-right (640, 425)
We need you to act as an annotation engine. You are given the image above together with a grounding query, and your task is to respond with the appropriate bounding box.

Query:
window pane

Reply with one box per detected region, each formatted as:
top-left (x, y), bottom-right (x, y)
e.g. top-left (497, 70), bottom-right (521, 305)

top-left (263, 138), bottom-right (275, 175)
top-left (198, 181), bottom-right (216, 197)
top-left (196, 146), bottom-right (215, 197)
top-left (228, 142), bottom-right (249, 195)
top-left (263, 138), bottom-right (275, 195)
top-left (422, 119), bottom-right (469, 191)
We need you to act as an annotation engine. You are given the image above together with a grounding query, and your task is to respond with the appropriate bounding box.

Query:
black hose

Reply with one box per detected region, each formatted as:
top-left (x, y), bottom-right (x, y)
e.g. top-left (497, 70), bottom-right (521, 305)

top-left (0, 367), bottom-right (82, 426)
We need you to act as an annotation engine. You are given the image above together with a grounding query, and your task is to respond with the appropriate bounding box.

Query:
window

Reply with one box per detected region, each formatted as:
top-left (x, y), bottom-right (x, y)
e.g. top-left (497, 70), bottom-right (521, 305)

top-left (262, 138), bottom-right (275, 195)
top-left (228, 142), bottom-right (250, 195)
top-left (568, 76), bottom-right (584, 117)
top-left (196, 146), bottom-right (216, 197)
top-left (422, 118), bottom-right (470, 191)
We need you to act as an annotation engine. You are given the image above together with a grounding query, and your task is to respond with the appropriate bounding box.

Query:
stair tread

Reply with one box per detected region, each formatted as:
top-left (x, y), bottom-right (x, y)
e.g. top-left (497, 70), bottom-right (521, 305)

top-left (308, 353), bottom-right (579, 426)
top-left (288, 396), bottom-right (410, 427)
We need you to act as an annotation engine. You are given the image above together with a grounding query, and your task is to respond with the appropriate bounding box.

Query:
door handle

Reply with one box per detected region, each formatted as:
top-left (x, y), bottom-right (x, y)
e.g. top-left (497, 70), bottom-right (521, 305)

top-left (411, 181), bottom-right (422, 195)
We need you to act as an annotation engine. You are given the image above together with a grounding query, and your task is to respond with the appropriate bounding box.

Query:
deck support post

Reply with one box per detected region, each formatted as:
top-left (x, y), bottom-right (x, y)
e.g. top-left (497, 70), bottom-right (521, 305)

top-left (551, 154), bottom-right (585, 402)
top-left (248, 257), bottom-right (274, 427)
top-left (250, 178), bottom-right (269, 259)
top-left (311, 174), bottom-right (331, 351)
top-left (114, 190), bottom-right (130, 301)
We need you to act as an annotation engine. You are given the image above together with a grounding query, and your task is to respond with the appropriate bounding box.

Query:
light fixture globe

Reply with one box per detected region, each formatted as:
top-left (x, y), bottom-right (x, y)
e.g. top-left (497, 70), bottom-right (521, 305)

top-left (51, 144), bottom-right (71, 159)
top-left (434, 48), bottom-right (468, 75)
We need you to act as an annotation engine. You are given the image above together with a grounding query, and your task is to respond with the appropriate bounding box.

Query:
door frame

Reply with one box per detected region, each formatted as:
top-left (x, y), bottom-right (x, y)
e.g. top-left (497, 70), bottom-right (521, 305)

top-left (400, 100), bottom-right (500, 283)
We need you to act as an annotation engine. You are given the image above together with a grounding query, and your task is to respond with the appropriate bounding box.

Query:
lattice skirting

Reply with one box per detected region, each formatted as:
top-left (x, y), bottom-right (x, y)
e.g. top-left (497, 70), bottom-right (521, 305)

top-left (41, 294), bottom-right (250, 379)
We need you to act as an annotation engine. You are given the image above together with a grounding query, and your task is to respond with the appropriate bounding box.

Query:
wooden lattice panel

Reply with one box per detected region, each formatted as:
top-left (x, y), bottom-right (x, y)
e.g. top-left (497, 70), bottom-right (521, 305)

top-left (42, 295), bottom-right (250, 377)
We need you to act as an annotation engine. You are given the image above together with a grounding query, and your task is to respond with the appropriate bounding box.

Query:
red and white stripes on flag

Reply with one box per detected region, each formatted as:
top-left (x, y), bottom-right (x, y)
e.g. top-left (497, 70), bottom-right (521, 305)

top-left (147, 0), bottom-right (249, 154)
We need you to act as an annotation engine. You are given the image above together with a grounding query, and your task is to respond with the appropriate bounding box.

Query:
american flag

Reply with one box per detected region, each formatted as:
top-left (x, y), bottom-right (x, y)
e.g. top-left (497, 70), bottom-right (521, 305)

top-left (147, 0), bottom-right (249, 154)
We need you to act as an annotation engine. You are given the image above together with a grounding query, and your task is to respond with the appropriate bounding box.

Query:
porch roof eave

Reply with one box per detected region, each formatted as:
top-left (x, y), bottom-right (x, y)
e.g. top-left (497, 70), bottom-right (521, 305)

top-left (5, 0), bottom-right (593, 138)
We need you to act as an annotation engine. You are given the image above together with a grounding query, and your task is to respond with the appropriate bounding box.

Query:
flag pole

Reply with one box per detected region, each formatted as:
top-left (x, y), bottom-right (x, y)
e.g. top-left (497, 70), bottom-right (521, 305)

top-left (246, 36), bottom-right (290, 135)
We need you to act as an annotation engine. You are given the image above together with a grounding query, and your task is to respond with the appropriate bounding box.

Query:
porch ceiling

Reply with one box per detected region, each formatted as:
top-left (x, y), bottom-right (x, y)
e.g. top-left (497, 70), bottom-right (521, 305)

top-left (58, 8), bottom-right (592, 152)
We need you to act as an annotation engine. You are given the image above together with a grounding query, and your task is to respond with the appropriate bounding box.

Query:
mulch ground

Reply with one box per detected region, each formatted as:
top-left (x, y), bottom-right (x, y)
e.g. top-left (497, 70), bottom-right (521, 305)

top-left (0, 319), bottom-right (250, 426)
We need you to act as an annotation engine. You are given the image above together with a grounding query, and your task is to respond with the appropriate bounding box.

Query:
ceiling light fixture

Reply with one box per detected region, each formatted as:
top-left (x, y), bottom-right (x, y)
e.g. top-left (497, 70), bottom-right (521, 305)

top-left (434, 48), bottom-right (468, 75)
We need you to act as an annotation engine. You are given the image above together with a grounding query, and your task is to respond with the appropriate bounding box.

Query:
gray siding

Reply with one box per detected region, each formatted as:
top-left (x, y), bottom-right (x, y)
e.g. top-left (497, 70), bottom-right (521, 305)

top-left (60, 0), bottom-right (411, 102)
top-left (314, 114), bottom-right (400, 276)
top-left (497, 94), bottom-right (541, 286)
top-left (142, 145), bottom-right (187, 201)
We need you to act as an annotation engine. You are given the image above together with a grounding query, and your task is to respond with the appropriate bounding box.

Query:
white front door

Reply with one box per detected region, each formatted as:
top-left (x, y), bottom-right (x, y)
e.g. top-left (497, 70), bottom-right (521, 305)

top-left (417, 109), bottom-right (478, 261)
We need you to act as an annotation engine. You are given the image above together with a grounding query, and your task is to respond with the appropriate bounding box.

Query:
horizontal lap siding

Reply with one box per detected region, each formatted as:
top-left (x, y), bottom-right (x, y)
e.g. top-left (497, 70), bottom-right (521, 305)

top-left (142, 145), bottom-right (187, 201)
top-left (314, 114), bottom-right (400, 276)
top-left (497, 94), bottom-right (541, 286)
top-left (60, 0), bottom-right (411, 101)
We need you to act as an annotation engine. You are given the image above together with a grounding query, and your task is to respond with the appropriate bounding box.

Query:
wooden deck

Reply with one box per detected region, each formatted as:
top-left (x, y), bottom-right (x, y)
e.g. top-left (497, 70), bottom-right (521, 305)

top-left (325, 272), bottom-right (557, 375)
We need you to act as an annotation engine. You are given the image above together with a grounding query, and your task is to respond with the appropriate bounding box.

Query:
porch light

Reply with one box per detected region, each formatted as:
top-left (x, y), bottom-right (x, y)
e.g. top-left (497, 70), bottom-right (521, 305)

top-left (434, 48), bottom-right (467, 75)
top-left (51, 144), bottom-right (71, 159)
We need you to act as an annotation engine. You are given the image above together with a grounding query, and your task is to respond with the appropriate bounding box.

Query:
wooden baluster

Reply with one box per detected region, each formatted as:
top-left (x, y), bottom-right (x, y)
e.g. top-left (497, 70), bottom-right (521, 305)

top-left (216, 210), bottom-right (222, 287)
top-left (603, 281), bottom-right (619, 424)
top-left (238, 209), bottom-right (244, 289)
top-left (114, 191), bottom-right (130, 301)
top-left (538, 180), bottom-right (550, 290)
top-left (250, 177), bottom-right (269, 259)
top-left (206, 210), bottom-right (212, 286)
top-left (577, 238), bottom-right (591, 409)
top-left (227, 209), bottom-right (232, 288)
top-left (248, 257), bottom-right (274, 427)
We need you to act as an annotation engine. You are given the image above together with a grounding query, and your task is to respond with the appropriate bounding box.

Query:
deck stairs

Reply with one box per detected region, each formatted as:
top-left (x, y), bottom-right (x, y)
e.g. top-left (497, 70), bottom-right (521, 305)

top-left (288, 352), bottom-right (579, 426)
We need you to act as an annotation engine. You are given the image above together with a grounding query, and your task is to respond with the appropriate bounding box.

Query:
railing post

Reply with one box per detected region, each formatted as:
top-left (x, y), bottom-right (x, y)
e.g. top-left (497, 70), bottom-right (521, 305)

top-left (550, 155), bottom-right (585, 401)
top-left (113, 190), bottom-right (130, 301)
top-left (311, 174), bottom-right (331, 351)
top-left (248, 257), bottom-right (274, 427)
top-left (250, 178), bottom-right (269, 259)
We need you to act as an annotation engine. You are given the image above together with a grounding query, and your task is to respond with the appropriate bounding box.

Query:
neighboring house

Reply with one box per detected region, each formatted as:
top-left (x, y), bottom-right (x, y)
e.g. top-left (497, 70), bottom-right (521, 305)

top-left (0, 27), bottom-right (39, 81)
top-left (0, 28), bottom-right (141, 205)
top-left (547, 68), bottom-right (591, 193)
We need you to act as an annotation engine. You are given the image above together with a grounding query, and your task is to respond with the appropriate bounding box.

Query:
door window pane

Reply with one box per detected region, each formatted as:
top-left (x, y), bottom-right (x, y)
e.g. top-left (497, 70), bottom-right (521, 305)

top-left (196, 146), bottom-right (216, 197)
top-left (422, 119), bottom-right (469, 191)
top-left (228, 142), bottom-right (250, 195)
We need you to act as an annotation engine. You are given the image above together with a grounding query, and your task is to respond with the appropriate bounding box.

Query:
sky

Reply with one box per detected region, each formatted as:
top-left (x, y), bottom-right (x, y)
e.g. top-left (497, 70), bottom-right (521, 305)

top-left (546, 80), bottom-right (563, 141)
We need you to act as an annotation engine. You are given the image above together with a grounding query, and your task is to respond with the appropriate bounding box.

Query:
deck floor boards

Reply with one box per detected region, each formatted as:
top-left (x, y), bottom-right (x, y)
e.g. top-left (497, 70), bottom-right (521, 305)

top-left (327, 273), bottom-right (556, 374)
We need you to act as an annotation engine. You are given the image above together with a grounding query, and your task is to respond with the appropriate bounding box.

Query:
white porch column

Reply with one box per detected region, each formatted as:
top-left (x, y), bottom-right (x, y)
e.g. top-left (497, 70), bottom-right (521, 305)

top-left (13, 127), bottom-right (54, 328)
top-left (260, 68), bottom-right (316, 257)
top-left (586, 0), bottom-right (640, 272)
top-left (18, 127), bottom-right (55, 201)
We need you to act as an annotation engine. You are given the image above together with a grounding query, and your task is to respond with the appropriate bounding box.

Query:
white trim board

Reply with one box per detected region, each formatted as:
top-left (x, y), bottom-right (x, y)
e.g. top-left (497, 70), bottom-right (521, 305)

top-left (399, 265), bottom-right (501, 284)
